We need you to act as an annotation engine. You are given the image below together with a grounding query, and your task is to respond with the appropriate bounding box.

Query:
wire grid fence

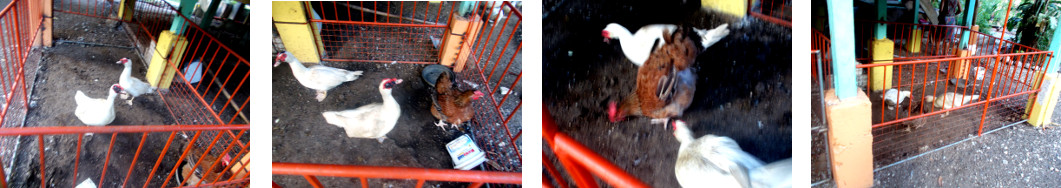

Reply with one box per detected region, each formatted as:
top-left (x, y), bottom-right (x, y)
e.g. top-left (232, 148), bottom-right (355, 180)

top-left (810, 21), bottom-right (1053, 183)
top-left (541, 108), bottom-right (649, 188)
top-left (810, 28), bottom-right (832, 185)
top-left (0, 0), bottom-right (253, 187)
top-left (273, 1), bottom-right (522, 187)
top-left (749, 0), bottom-right (790, 26)
top-left (852, 21), bottom-right (1052, 169)
top-left (0, 0), bottom-right (41, 180)
top-left (305, 1), bottom-right (453, 64)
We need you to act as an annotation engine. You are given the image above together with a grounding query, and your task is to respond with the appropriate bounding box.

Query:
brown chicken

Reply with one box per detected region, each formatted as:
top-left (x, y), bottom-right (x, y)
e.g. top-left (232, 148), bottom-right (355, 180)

top-left (179, 147), bottom-right (231, 186)
top-left (432, 72), bottom-right (485, 130)
top-left (609, 25), bottom-right (729, 124)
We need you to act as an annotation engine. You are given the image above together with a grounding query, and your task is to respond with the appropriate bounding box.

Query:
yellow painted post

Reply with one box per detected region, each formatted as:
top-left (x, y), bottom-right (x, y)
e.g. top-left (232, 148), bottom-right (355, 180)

top-left (870, 39), bottom-right (894, 91)
top-left (145, 31), bottom-right (188, 89)
top-left (118, 0), bottom-right (135, 21)
top-left (949, 50), bottom-right (971, 79)
top-left (1027, 72), bottom-right (1058, 127)
top-left (824, 89), bottom-right (874, 188)
top-left (908, 29), bottom-right (921, 53)
top-left (701, 0), bottom-right (746, 18)
top-left (273, 1), bottom-right (322, 63)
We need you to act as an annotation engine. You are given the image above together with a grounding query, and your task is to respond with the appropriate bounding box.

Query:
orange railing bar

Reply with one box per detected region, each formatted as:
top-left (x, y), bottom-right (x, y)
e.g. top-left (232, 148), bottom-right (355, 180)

top-left (0, 125), bottom-right (249, 136)
top-left (543, 108), bottom-right (649, 188)
top-left (273, 163), bottom-right (522, 185)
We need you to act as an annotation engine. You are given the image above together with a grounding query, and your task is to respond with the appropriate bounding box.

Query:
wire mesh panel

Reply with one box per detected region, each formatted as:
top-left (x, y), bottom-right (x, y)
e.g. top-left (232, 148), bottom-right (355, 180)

top-left (0, 0), bottom-right (40, 182)
top-left (454, 1), bottom-right (522, 173)
top-left (749, 0), bottom-right (790, 26)
top-left (306, 1), bottom-right (454, 64)
top-left (54, 0), bottom-right (121, 19)
top-left (273, 1), bottom-right (522, 187)
top-left (856, 44), bottom-right (1052, 168)
top-left (809, 28), bottom-right (832, 185)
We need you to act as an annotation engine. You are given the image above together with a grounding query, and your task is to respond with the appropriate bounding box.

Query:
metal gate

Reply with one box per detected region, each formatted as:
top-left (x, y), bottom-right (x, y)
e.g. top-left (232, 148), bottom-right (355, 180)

top-left (749, 0), bottom-right (791, 26)
top-left (273, 1), bottom-right (522, 187)
top-left (813, 20), bottom-right (1053, 171)
top-left (0, 0), bottom-right (251, 187)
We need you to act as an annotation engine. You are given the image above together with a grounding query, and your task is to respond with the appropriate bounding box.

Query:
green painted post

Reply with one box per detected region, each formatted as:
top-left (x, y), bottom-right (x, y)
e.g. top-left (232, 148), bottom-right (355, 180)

top-left (199, 0), bottom-right (223, 29)
top-left (913, 0), bottom-right (919, 23)
top-left (169, 0), bottom-right (198, 34)
top-left (828, 0), bottom-right (858, 99)
top-left (876, 0), bottom-right (887, 39)
top-left (959, 0), bottom-right (977, 48)
top-left (1047, 27), bottom-right (1061, 73)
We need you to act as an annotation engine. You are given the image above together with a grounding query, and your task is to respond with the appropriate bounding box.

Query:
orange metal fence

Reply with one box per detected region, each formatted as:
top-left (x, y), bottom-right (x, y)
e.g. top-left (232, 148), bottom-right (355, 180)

top-left (0, 0), bottom-right (251, 187)
top-left (306, 1), bottom-right (451, 64)
top-left (749, 0), bottom-right (790, 27)
top-left (542, 108), bottom-right (649, 188)
top-left (273, 1), bottom-right (522, 187)
top-left (825, 21), bottom-right (1055, 168)
top-left (273, 163), bottom-right (521, 188)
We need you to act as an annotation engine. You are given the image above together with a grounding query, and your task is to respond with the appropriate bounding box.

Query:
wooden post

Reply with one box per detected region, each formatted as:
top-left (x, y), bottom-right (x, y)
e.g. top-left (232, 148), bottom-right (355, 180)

top-left (273, 1), bottom-right (323, 63)
top-left (42, 0), bottom-right (52, 47)
top-left (439, 13), bottom-right (483, 72)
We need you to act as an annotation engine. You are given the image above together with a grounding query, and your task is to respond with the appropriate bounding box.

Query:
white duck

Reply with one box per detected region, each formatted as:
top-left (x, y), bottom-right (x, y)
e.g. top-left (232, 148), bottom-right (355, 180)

top-left (602, 23), bottom-right (730, 67)
top-left (884, 88), bottom-right (911, 110)
top-left (672, 120), bottom-right (791, 188)
top-left (925, 92), bottom-right (980, 117)
top-left (117, 58), bottom-right (156, 105)
top-left (321, 78), bottom-right (403, 143)
top-left (75, 84), bottom-right (124, 126)
top-left (275, 51), bottom-right (364, 102)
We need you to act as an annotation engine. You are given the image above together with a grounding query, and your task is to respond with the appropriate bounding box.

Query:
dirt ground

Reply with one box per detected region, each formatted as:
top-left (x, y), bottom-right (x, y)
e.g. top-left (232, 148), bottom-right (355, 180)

top-left (6, 12), bottom-right (192, 188)
top-left (543, 0), bottom-right (791, 187)
top-left (271, 61), bottom-right (476, 188)
top-left (273, 2), bottom-right (522, 187)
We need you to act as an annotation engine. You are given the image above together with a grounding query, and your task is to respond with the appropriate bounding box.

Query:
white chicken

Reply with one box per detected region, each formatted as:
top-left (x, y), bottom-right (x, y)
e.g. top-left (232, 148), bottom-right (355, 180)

top-left (117, 58), bottom-right (156, 105)
top-left (274, 51), bottom-right (364, 102)
top-left (884, 89), bottom-right (911, 110)
top-left (75, 84), bottom-right (124, 126)
top-left (925, 92), bottom-right (980, 117)
top-left (321, 78), bottom-right (403, 143)
top-left (672, 120), bottom-right (791, 188)
top-left (602, 23), bottom-right (730, 67)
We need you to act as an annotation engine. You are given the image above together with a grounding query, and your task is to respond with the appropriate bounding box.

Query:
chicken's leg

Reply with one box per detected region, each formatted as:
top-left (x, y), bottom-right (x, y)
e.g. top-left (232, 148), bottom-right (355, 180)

top-left (126, 96), bottom-right (136, 106)
top-left (435, 120), bottom-right (448, 131)
top-left (376, 137), bottom-right (386, 144)
top-left (315, 90), bottom-right (328, 102)
top-left (650, 118), bottom-right (670, 125)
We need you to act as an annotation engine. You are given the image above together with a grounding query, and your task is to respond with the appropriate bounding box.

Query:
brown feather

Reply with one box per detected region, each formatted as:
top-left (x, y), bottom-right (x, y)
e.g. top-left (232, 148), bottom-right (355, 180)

top-left (620, 27), bottom-right (698, 120)
top-left (433, 72), bottom-right (479, 124)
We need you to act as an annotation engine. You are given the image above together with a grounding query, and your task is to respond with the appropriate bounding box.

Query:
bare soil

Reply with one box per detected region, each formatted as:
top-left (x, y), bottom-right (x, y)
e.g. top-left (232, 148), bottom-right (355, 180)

top-left (271, 61), bottom-right (466, 188)
top-left (273, 2), bottom-right (522, 187)
top-left (543, 0), bottom-right (791, 187)
top-left (8, 12), bottom-right (189, 188)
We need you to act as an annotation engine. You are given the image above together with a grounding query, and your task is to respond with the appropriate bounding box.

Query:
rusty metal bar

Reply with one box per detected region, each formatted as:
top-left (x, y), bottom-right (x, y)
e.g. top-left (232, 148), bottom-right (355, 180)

top-left (273, 163), bottom-right (522, 184)
top-left (0, 125), bottom-right (248, 136)
top-left (544, 108), bottom-right (649, 188)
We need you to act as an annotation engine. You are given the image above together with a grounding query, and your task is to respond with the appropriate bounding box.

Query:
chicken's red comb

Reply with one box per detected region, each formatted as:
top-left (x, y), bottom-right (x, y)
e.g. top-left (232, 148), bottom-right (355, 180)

top-left (275, 53), bottom-right (287, 62)
top-left (607, 101), bottom-right (617, 122)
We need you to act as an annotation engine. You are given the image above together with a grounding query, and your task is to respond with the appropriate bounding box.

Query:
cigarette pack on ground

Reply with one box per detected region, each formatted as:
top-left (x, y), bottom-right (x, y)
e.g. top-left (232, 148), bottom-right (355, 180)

top-left (446, 134), bottom-right (486, 170)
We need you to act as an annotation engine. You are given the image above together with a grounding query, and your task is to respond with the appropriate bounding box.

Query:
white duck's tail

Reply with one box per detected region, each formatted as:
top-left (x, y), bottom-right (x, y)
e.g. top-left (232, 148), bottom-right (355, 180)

top-left (75, 90), bottom-right (90, 104)
top-left (345, 71), bottom-right (364, 81)
top-left (694, 24), bottom-right (730, 49)
top-left (752, 158), bottom-right (793, 188)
